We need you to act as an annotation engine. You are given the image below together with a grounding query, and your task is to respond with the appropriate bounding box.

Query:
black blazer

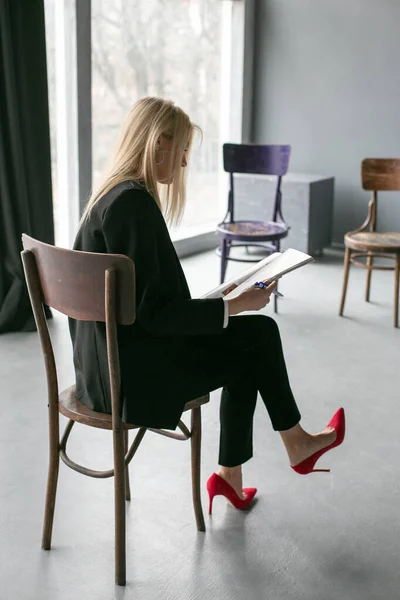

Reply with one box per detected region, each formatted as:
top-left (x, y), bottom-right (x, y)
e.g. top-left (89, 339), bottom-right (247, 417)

top-left (69, 181), bottom-right (225, 428)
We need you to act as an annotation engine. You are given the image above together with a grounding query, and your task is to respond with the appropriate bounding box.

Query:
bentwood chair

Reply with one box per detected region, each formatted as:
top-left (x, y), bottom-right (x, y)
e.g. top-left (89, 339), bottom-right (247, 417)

top-left (339, 159), bottom-right (400, 328)
top-left (21, 234), bottom-right (209, 586)
top-left (217, 143), bottom-right (291, 312)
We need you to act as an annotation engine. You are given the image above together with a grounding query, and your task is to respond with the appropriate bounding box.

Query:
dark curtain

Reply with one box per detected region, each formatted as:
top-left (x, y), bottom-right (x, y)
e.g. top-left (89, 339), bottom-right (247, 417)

top-left (0, 0), bottom-right (54, 333)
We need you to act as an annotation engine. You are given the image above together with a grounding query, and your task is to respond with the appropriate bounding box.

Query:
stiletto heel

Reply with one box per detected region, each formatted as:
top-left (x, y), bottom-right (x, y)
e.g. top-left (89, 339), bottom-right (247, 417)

top-left (208, 495), bottom-right (214, 515)
top-left (206, 473), bottom-right (257, 513)
top-left (291, 407), bottom-right (345, 475)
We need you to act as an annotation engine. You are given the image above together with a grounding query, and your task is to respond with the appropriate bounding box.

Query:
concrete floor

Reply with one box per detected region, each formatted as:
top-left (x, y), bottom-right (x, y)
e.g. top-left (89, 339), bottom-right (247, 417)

top-left (1, 248), bottom-right (399, 600)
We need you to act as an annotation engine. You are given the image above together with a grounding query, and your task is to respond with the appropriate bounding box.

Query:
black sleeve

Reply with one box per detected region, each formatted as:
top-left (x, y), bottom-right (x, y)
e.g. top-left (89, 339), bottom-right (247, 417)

top-left (102, 189), bottom-right (225, 336)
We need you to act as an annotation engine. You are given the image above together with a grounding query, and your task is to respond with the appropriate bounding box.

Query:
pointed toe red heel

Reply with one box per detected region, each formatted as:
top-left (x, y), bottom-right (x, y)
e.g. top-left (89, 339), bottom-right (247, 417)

top-left (291, 407), bottom-right (346, 475)
top-left (206, 473), bottom-right (257, 514)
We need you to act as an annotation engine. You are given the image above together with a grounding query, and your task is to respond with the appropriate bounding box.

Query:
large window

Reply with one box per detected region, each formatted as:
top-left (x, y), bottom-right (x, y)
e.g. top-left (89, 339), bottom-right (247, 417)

top-left (44, 0), bottom-right (250, 248)
top-left (92, 0), bottom-right (223, 235)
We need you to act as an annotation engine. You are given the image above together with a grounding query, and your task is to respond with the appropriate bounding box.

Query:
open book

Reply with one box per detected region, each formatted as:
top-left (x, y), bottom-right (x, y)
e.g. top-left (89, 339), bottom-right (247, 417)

top-left (202, 248), bottom-right (314, 300)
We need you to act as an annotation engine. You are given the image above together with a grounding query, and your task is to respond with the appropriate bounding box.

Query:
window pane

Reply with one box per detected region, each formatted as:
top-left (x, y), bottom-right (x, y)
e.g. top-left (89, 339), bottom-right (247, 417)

top-left (92, 0), bottom-right (223, 235)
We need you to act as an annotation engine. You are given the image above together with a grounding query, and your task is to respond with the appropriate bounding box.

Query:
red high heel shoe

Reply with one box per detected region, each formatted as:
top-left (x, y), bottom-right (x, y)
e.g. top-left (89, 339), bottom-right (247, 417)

top-left (291, 407), bottom-right (345, 475)
top-left (206, 473), bottom-right (257, 514)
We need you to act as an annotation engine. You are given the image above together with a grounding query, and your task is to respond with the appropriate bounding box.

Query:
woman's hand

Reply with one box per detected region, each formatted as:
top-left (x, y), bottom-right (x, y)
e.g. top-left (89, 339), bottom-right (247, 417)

top-left (227, 281), bottom-right (277, 316)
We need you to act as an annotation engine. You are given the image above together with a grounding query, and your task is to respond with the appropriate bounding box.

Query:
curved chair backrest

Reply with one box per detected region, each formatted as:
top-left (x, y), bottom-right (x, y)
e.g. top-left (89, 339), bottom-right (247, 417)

top-left (362, 159), bottom-right (400, 192)
top-left (21, 233), bottom-right (136, 431)
top-left (21, 234), bottom-right (135, 324)
top-left (223, 144), bottom-right (291, 176)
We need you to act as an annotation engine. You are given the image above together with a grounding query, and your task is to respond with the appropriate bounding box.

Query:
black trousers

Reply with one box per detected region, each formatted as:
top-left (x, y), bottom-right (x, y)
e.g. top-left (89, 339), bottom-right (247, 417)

top-left (175, 315), bottom-right (301, 467)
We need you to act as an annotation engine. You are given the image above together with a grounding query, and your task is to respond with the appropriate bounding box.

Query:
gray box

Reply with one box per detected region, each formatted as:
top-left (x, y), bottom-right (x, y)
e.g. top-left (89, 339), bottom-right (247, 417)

top-left (233, 172), bottom-right (335, 256)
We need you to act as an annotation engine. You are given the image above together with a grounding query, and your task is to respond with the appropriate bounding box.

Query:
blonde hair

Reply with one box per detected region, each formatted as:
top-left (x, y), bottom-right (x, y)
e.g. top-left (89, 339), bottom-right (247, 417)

top-left (81, 97), bottom-right (199, 226)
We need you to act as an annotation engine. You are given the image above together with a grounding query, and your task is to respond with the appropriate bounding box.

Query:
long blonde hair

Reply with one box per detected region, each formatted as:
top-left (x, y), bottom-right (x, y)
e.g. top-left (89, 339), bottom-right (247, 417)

top-left (81, 97), bottom-right (198, 226)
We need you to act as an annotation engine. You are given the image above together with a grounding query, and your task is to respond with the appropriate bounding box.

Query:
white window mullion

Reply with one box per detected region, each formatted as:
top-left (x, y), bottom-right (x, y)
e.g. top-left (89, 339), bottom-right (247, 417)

top-left (54, 0), bottom-right (79, 248)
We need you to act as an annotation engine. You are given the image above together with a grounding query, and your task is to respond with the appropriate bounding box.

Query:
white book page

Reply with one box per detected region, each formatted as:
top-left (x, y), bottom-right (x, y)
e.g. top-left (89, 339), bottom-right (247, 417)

top-left (201, 253), bottom-right (280, 299)
top-left (223, 248), bottom-right (314, 300)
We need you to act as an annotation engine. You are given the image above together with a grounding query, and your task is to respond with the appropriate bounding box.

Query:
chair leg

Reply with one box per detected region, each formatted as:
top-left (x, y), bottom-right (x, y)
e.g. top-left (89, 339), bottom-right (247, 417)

top-left (220, 239), bottom-right (229, 284)
top-left (274, 280), bottom-right (279, 314)
top-left (365, 252), bottom-right (373, 302)
top-left (41, 446), bottom-right (60, 550)
top-left (339, 248), bottom-right (351, 316)
top-left (274, 240), bottom-right (280, 314)
top-left (191, 407), bottom-right (205, 532)
top-left (124, 430), bottom-right (131, 502)
top-left (394, 254), bottom-right (400, 328)
top-left (114, 428), bottom-right (127, 586)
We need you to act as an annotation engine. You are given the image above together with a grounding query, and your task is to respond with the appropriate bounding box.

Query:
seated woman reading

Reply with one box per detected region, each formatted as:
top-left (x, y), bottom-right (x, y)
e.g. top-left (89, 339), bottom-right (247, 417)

top-left (69, 97), bottom-right (345, 512)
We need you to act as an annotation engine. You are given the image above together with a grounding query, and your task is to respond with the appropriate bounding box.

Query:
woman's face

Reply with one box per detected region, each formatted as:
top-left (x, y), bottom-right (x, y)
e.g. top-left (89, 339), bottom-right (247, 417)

top-left (155, 135), bottom-right (188, 184)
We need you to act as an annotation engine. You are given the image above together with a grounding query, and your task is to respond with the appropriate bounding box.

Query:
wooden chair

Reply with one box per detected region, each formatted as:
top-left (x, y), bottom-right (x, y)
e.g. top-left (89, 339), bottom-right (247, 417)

top-left (339, 159), bottom-right (400, 328)
top-left (21, 234), bottom-right (209, 586)
top-left (216, 143), bottom-right (291, 313)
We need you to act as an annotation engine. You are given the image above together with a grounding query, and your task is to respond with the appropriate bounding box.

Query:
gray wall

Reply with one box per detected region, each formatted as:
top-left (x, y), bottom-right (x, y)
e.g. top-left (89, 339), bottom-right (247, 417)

top-left (253, 0), bottom-right (400, 244)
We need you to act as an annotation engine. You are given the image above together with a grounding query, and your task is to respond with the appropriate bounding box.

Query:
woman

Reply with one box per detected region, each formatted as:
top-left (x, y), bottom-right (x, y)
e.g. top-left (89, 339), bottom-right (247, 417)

top-left (69, 97), bottom-right (345, 513)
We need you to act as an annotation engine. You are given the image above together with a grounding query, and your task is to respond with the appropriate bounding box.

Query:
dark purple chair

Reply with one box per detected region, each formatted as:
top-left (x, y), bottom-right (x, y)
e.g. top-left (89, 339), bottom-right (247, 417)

top-left (217, 143), bottom-right (292, 312)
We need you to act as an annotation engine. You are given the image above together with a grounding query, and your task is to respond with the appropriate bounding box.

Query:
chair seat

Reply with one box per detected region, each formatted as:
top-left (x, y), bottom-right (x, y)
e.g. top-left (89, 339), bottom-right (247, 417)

top-left (217, 220), bottom-right (288, 243)
top-left (345, 231), bottom-right (400, 253)
top-left (59, 385), bottom-right (209, 431)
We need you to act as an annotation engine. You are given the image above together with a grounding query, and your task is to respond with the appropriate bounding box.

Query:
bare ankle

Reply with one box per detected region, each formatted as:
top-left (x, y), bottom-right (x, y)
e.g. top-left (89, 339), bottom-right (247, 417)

top-left (218, 466), bottom-right (245, 499)
top-left (218, 466), bottom-right (242, 480)
top-left (279, 424), bottom-right (311, 456)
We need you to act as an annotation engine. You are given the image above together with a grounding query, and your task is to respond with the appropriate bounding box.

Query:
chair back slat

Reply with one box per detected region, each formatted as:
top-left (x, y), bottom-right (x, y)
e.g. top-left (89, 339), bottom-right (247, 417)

top-left (21, 234), bottom-right (136, 325)
top-left (362, 159), bottom-right (400, 192)
top-left (223, 144), bottom-right (291, 176)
